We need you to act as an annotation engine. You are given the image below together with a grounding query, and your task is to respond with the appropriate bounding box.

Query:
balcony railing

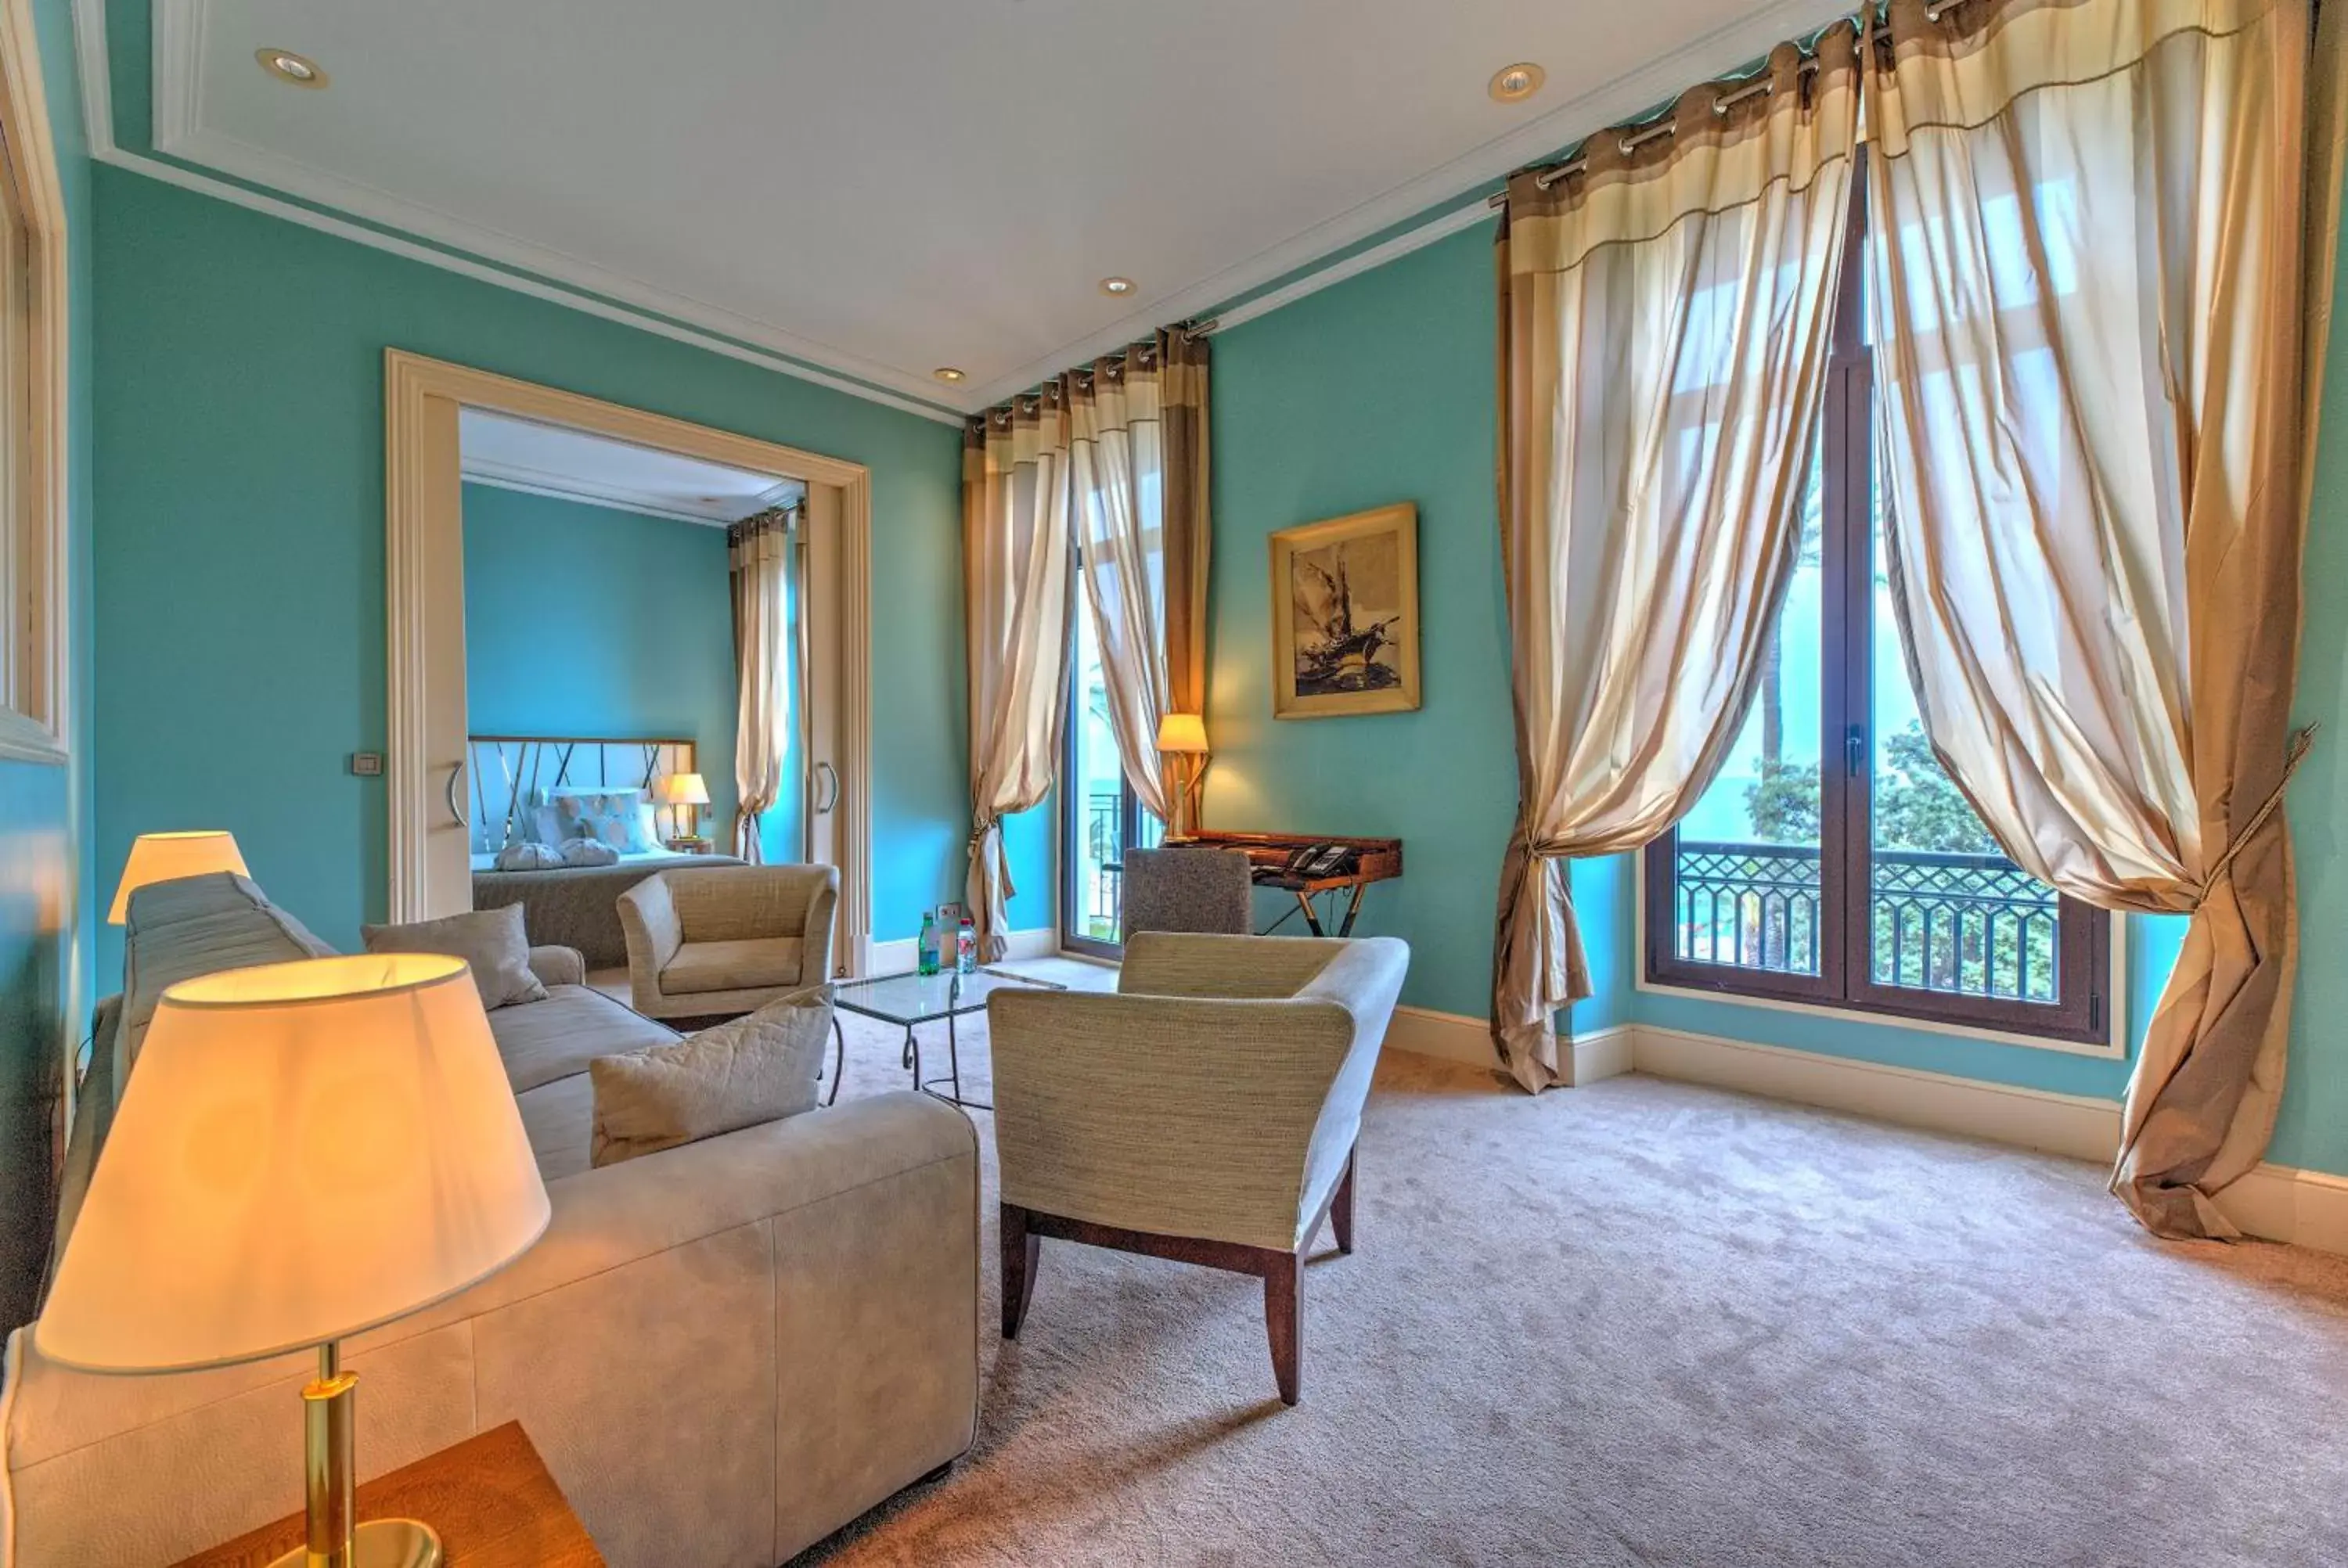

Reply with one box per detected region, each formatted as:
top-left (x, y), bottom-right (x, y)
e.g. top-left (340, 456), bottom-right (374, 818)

top-left (1075, 789), bottom-right (1166, 945)
top-left (1671, 840), bottom-right (2060, 1004)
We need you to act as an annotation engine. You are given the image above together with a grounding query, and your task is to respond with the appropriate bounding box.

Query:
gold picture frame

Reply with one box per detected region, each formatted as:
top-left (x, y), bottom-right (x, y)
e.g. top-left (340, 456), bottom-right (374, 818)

top-left (1269, 502), bottom-right (1421, 719)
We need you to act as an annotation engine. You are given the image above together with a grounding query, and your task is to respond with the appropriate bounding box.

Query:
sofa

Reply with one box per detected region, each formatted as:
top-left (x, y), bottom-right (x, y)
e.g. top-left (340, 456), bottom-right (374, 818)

top-left (1, 873), bottom-right (978, 1567)
top-left (619, 863), bottom-right (838, 1022)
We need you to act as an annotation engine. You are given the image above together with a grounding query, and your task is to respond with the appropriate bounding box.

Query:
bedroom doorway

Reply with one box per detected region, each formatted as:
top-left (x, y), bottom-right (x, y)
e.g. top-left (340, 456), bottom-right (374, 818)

top-left (382, 351), bottom-right (875, 975)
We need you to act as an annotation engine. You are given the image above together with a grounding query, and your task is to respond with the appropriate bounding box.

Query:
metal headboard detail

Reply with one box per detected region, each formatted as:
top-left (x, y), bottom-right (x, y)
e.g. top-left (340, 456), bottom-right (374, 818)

top-left (467, 734), bottom-right (697, 854)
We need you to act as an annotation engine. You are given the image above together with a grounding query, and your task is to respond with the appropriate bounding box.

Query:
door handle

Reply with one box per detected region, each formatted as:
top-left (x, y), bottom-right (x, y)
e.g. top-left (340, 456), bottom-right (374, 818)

top-left (815, 761), bottom-right (840, 815)
top-left (445, 762), bottom-right (470, 829)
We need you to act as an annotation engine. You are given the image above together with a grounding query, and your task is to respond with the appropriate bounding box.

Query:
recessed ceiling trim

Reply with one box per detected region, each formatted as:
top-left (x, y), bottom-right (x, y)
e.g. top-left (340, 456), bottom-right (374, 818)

top-left (459, 453), bottom-right (760, 526)
top-left (120, 0), bottom-right (1835, 418)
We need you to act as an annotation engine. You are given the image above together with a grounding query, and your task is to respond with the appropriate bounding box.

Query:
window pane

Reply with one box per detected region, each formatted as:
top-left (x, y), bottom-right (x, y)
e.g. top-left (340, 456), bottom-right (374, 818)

top-left (1669, 441), bottom-right (1826, 976)
top-left (1866, 481), bottom-right (2062, 1003)
top-left (1069, 606), bottom-right (1125, 943)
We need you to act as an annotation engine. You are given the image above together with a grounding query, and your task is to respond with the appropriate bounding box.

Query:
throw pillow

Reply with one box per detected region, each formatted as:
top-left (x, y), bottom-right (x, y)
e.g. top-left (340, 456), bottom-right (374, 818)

top-left (360, 903), bottom-right (548, 1010)
top-left (589, 989), bottom-right (830, 1167)
top-left (494, 841), bottom-right (564, 871)
top-left (559, 837), bottom-right (619, 867)
top-left (548, 789), bottom-right (658, 853)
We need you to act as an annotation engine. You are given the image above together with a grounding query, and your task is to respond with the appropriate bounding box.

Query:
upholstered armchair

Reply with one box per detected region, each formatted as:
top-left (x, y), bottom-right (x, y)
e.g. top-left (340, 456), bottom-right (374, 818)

top-left (1119, 846), bottom-right (1254, 937)
top-left (618, 863), bottom-right (838, 1021)
top-left (989, 932), bottom-right (1409, 1405)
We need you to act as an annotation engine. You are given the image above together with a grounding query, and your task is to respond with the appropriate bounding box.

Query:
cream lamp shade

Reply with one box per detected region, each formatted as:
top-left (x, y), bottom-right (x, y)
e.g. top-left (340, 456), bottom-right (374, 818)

top-left (656, 771), bottom-right (711, 807)
top-left (106, 830), bottom-right (249, 924)
top-left (1155, 713), bottom-right (1210, 755)
top-left (36, 953), bottom-right (551, 1374)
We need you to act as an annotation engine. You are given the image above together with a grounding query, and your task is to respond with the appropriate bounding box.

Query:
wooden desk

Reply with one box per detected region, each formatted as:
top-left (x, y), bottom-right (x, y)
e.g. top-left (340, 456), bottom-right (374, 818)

top-left (1165, 829), bottom-right (1403, 936)
top-left (172, 1422), bottom-right (602, 1568)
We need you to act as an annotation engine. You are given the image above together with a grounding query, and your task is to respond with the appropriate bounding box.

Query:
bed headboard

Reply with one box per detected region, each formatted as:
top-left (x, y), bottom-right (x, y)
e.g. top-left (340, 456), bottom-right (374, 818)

top-left (467, 734), bottom-right (697, 854)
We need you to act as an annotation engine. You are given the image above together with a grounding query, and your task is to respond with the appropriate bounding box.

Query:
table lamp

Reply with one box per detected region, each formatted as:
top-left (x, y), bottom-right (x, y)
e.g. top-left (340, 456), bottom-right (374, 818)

top-left (655, 771), bottom-right (711, 845)
top-left (1155, 713), bottom-right (1209, 838)
top-left (107, 829), bottom-right (249, 923)
top-left (36, 952), bottom-right (552, 1568)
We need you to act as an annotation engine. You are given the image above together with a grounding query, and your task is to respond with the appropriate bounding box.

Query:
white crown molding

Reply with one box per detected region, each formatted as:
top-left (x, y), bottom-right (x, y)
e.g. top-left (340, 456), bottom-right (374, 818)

top-left (132, 0), bottom-right (1834, 414)
top-left (750, 477), bottom-right (801, 512)
top-left (457, 454), bottom-right (771, 527)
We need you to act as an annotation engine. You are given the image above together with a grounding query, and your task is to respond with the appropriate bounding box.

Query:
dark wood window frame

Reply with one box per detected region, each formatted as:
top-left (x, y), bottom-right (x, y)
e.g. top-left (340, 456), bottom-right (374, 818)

top-left (1643, 167), bottom-right (2110, 1049)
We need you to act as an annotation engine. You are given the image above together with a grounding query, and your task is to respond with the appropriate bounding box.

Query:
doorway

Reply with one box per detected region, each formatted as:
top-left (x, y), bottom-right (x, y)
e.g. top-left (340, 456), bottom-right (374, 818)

top-left (382, 351), bottom-right (875, 974)
top-left (1060, 602), bottom-right (1162, 958)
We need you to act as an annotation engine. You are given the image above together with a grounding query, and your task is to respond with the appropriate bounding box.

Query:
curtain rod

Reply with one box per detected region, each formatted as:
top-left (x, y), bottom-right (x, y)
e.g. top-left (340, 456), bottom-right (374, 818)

top-left (1488, 3), bottom-right (1928, 206)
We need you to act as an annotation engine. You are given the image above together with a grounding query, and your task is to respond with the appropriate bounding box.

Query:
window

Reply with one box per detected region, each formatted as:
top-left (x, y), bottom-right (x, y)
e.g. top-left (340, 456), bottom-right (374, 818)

top-left (0, 10), bottom-right (63, 767)
top-left (1060, 599), bottom-right (1162, 957)
top-left (1644, 169), bottom-right (2109, 1048)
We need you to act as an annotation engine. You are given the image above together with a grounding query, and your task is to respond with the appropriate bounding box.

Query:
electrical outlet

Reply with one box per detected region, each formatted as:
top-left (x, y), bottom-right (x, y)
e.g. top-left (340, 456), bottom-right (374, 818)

top-left (348, 751), bottom-right (384, 777)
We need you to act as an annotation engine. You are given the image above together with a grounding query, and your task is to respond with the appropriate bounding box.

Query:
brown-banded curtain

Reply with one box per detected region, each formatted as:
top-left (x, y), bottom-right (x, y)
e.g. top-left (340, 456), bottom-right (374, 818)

top-left (728, 508), bottom-right (794, 863)
top-left (1864, 0), bottom-right (2325, 1237)
top-left (1490, 32), bottom-right (1863, 1091)
top-left (963, 397), bottom-right (1075, 960)
top-left (1068, 329), bottom-right (1212, 825)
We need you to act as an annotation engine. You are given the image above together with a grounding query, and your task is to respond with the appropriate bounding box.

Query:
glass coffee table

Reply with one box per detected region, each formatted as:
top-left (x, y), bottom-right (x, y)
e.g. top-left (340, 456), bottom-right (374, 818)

top-left (826, 966), bottom-right (1067, 1110)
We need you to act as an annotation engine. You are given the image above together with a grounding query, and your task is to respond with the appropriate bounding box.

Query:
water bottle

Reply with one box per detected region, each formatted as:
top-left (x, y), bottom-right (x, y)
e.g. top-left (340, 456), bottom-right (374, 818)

top-left (917, 912), bottom-right (941, 976)
top-left (956, 917), bottom-right (977, 974)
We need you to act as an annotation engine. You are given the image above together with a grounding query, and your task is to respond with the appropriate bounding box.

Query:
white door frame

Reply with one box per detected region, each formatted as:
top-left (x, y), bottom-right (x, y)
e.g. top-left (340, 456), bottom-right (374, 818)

top-left (382, 349), bottom-right (876, 973)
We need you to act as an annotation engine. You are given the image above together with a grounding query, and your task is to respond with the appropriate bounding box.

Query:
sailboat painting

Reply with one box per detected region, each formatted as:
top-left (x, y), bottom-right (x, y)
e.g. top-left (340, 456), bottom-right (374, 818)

top-left (1269, 502), bottom-right (1421, 719)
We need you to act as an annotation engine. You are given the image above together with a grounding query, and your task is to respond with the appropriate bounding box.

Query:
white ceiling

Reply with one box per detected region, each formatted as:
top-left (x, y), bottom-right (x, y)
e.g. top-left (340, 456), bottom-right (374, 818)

top-left (459, 408), bottom-right (801, 525)
top-left (157, 0), bottom-right (1832, 415)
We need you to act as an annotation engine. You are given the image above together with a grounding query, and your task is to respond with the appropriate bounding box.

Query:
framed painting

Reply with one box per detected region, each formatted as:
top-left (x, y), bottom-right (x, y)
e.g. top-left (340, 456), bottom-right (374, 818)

top-left (1269, 502), bottom-right (1421, 719)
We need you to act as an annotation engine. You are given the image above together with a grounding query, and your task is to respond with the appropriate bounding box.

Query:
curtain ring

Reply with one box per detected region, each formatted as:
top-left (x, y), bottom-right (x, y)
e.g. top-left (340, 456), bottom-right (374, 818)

top-left (1711, 95), bottom-right (1730, 117)
top-left (1619, 137), bottom-right (1637, 156)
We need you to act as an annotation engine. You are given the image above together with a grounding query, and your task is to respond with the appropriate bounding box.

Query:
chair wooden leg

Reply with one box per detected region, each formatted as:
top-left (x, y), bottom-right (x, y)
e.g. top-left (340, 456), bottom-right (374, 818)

top-left (1000, 1203), bottom-right (1039, 1340)
top-left (1331, 1146), bottom-right (1356, 1256)
top-left (1263, 1252), bottom-right (1303, 1406)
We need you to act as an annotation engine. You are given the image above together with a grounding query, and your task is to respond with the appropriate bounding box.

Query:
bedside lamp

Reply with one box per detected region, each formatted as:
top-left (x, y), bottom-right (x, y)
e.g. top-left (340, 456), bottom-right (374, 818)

top-left (655, 771), bottom-right (711, 845)
top-left (37, 953), bottom-right (552, 1568)
top-left (1155, 713), bottom-right (1210, 838)
top-left (107, 829), bottom-right (249, 923)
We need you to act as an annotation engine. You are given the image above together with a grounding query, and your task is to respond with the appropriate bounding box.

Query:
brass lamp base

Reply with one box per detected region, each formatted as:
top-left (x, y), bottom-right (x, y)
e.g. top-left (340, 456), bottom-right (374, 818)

top-left (264, 1517), bottom-right (442, 1568)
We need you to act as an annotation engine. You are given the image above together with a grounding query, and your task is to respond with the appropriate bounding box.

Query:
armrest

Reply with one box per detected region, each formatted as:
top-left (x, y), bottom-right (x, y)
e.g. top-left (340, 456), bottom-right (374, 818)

top-left (988, 990), bottom-right (1356, 1253)
top-left (1118, 932), bottom-right (1352, 999)
top-left (617, 877), bottom-right (683, 996)
top-left (799, 872), bottom-right (839, 987)
top-left (528, 944), bottom-right (585, 988)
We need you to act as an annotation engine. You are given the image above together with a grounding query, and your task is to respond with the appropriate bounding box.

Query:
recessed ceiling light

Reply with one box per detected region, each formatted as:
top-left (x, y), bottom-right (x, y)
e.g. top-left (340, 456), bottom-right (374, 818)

top-left (1489, 63), bottom-right (1544, 102)
top-left (933, 366), bottom-right (967, 383)
top-left (257, 48), bottom-right (328, 88)
top-left (1100, 276), bottom-right (1136, 297)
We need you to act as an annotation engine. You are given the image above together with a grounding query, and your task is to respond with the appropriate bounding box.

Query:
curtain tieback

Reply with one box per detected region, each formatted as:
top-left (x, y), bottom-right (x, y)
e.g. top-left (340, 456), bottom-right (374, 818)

top-left (968, 818), bottom-right (1016, 900)
top-left (2195, 725), bottom-right (2317, 901)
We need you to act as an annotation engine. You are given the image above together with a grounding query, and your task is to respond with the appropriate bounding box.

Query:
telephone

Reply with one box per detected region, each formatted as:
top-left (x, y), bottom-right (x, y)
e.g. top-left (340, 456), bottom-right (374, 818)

top-left (1280, 842), bottom-right (1362, 881)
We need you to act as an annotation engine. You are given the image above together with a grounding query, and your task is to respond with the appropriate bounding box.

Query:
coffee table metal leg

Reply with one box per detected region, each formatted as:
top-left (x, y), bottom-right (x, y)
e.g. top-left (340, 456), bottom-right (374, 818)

top-left (826, 1015), bottom-right (846, 1107)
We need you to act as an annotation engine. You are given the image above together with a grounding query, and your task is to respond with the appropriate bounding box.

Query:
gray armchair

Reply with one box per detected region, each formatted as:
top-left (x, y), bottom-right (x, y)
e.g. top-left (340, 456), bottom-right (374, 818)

top-left (1119, 846), bottom-right (1253, 937)
top-left (618, 863), bottom-right (838, 1021)
top-left (988, 932), bottom-right (1408, 1404)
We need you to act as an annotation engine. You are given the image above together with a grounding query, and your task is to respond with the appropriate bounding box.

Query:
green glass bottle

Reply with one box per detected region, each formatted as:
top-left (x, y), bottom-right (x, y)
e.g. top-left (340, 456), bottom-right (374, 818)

top-left (917, 912), bottom-right (941, 976)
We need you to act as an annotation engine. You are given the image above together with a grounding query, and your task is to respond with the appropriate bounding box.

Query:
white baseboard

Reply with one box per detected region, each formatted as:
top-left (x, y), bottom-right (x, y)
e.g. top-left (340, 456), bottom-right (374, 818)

top-left (869, 926), bottom-right (1055, 976)
top-left (1626, 1023), bottom-right (2123, 1165)
top-left (1381, 1005), bottom-right (1633, 1086)
top-left (2210, 1162), bottom-right (2348, 1254)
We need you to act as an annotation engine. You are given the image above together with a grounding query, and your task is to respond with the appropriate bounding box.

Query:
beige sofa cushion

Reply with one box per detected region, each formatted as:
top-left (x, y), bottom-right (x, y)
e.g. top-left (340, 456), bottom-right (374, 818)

top-left (589, 992), bottom-right (829, 1167)
top-left (661, 937), bottom-right (805, 996)
top-left (362, 903), bottom-right (547, 1009)
top-left (491, 984), bottom-right (677, 1094)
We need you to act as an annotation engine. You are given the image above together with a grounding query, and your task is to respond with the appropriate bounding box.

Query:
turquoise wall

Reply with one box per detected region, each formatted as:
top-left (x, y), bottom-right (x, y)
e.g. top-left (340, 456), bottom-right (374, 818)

top-left (1206, 223), bottom-right (1630, 1026)
top-left (92, 168), bottom-right (967, 977)
top-left (459, 483), bottom-right (769, 853)
top-left (2271, 223), bottom-right (2348, 1176)
top-left (0, 0), bottom-right (93, 1331)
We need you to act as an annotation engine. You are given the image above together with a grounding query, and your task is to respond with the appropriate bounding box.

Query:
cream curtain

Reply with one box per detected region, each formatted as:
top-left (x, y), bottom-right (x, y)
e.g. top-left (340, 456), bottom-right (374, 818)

top-left (1490, 32), bottom-right (1863, 1091)
top-left (1068, 329), bottom-right (1212, 825)
top-left (1864, 0), bottom-right (2319, 1236)
top-left (728, 509), bottom-right (794, 864)
top-left (963, 398), bottom-right (1075, 960)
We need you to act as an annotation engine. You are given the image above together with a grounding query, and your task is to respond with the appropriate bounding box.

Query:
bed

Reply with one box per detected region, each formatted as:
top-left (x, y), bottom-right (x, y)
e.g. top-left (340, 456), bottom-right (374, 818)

top-left (466, 735), bottom-right (747, 966)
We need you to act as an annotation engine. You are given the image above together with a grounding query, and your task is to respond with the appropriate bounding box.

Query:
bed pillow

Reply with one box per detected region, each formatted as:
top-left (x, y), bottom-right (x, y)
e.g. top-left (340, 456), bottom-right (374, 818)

top-left (589, 989), bottom-right (830, 1166)
top-left (559, 837), bottom-right (620, 867)
top-left (493, 841), bottom-right (564, 871)
top-left (360, 903), bottom-right (548, 1010)
top-left (547, 789), bottom-right (659, 853)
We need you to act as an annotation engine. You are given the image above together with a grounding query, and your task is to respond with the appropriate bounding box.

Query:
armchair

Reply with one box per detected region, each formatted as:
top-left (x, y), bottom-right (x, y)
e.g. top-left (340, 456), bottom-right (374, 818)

top-left (618, 863), bottom-right (838, 1021)
top-left (988, 932), bottom-right (1408, 1404)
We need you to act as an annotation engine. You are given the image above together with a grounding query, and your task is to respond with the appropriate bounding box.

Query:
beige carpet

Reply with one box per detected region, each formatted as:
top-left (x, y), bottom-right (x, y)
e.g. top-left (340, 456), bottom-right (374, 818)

top-left (798, 988), bottom-right (2348, 1566)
